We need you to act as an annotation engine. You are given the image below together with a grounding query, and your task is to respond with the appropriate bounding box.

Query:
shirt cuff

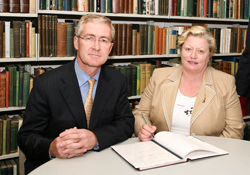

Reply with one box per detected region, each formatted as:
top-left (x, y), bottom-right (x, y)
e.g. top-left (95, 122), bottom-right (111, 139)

top-left (93, 143), bottom-right (99, 150)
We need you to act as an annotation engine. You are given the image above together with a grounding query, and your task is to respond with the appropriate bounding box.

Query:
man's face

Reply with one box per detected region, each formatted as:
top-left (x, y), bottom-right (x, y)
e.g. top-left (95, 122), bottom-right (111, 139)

top-left (74, 21), bottom-right (113, 70)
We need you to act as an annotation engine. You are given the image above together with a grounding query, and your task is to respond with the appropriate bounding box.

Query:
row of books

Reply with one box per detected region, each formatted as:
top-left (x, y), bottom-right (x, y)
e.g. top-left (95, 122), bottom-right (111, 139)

top-left (1, 65), bottom-right (31, 108)
top-left (39, 0), bottom-right (169, 15)
top-left (0, 0), bottom-right (35, 13)
top-left (38, 15), bottom-right (76, 58)
top-left (0, 20), bottom-right (37, 59)
top-left (112, 59), bottom-right (180, 96)
top-left (171, 0), bottom-right (250, 19)
top-left (0, 158), bottom-right (19, 175)
top-left (212, 57), bottom-right (240, 76)
top-left (168, 25), bottom-right (247, 55)
top-left (0, 113), bottom-right (23, 156)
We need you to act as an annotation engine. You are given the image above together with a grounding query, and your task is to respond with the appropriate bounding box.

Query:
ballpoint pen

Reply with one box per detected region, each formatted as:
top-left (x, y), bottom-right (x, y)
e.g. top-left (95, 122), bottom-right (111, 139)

top-left (141, 112), bottom-right (155, 138)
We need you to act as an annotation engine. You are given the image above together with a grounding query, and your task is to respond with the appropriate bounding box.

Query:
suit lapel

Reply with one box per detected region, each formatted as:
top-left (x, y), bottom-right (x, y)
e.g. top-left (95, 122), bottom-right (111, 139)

top-left (89, 66), bottom-right (113, 129)
top-left (161, 67), bottom-right (182, 130)
top-left (191, 67), bottom-right (216, 125)
top-left (60, 60), bottom-right (87, 129)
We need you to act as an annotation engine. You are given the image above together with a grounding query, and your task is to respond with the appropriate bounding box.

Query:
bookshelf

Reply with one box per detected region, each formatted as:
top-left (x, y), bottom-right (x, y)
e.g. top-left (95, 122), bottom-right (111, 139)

top-left (0, 0), bottom-right (249, 163)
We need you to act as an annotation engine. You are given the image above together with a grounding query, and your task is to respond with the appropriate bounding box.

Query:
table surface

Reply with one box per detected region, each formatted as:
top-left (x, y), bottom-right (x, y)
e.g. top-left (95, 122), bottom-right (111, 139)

top-left (29, 136), bottom-right (250, 175)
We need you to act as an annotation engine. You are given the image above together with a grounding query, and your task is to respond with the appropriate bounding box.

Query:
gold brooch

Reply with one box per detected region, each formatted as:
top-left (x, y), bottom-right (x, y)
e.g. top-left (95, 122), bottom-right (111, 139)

top-left (202, 94), bottom-right (206, 103)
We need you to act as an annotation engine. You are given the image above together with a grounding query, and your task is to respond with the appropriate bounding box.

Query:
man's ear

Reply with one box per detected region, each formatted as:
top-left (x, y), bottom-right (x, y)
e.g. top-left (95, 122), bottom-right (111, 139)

top-left (73, 36), bottom-right (79, 51)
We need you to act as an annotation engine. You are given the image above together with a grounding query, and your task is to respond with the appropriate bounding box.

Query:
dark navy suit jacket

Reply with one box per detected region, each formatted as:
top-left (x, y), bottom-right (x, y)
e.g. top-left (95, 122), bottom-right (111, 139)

top-left (17, 59), bottom-right (134, 174)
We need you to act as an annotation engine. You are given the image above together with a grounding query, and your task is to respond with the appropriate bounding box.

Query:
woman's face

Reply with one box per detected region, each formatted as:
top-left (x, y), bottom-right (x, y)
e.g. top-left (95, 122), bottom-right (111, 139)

top-left (181, 35), bottom-right (210, 74)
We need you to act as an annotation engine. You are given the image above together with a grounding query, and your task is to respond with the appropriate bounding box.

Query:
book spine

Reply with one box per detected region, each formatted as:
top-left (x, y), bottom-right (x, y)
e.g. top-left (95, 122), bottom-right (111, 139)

top-left (2, 119), bottom-right (6, 155)
top-left (10, 28), bottom-right (14, 58)
top-left (13, 21), bottom-right (20, 58)
top-left (22, 72), bottom-right (30, 106)
top-left (5, 22), bottom-right (10, 58)
top-left (66, 23), bottom-right (74, 57)
top-left (5, 71), bottom-right (9, 108)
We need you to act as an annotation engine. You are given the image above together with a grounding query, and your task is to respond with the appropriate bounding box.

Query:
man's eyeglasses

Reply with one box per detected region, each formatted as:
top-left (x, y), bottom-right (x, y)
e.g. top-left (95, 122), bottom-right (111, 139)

top-left (78, 36), bottom-right (112, 46)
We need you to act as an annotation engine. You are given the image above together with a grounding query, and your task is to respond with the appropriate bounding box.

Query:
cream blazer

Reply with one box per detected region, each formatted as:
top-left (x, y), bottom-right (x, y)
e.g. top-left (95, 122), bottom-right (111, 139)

top-left (133, 66), bottom-right (245, 139)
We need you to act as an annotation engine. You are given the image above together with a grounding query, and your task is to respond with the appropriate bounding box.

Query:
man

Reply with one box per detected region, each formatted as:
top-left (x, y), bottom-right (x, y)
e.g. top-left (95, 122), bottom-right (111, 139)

top-left (17, 14), bottom-right (134, 174)
top-left (236, 20), bottom-right (250, 96)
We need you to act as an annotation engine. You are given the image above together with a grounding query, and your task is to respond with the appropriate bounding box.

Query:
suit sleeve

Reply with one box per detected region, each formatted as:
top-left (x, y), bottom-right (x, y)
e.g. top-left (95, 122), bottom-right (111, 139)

top-left (235, 19), bottom-right (250, 96)
top-left (92, 75), bottom-right (135, 150)
top-left (221, 76), bottom-right (246, 139)
top-left (17, 76), bottom-right (53, 165)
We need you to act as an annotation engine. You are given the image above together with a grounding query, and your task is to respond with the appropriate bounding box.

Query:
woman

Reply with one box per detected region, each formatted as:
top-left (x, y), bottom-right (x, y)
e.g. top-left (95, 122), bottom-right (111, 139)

top-left (133, 26), bottom-right (245, 141)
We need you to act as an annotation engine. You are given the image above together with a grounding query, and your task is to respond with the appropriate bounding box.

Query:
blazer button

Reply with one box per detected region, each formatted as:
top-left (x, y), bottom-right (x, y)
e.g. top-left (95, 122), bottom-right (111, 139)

top-left (191, 133), bottom-right (196, 136)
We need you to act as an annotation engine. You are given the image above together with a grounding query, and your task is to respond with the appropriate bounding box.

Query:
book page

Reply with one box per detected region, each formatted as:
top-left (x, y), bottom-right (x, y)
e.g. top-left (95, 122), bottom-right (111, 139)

top-left (112, 141), bottom-right (184, 170)
top-left (154, 131), bottom-right (228, 158)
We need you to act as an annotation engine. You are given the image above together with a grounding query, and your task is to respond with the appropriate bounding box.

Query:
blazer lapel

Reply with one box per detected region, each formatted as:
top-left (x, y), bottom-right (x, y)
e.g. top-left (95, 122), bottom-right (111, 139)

top-left (161, 67), bottom-right (182, 130)
top-left (89, 66), bottom-right (113, 129)
top-left (191, 67), bottom-right (216, 125)
top-left (60, 60), bottom-right (87, 129)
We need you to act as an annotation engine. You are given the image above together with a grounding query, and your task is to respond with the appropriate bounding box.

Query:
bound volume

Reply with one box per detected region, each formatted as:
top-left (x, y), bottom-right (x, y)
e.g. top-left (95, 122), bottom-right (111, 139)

top-left (111, 131), bottom-right (228, 171)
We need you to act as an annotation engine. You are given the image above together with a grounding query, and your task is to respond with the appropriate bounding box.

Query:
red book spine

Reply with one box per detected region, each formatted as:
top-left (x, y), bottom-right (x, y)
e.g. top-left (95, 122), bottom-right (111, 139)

top-left (26, 22), bottom-right (29, 58)
top-left (158, 28), bottom-right (163, 55)
top-left (5, 71), bottom-right (9, 108)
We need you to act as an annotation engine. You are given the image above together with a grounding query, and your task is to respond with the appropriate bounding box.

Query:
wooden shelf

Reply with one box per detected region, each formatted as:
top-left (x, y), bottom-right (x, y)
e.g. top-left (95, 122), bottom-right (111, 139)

top-left (0, 58), bottom-right (37, 62)
top-left (0, 107), bottom-right (25, 112)
top-left (0, 152), bottom-right (19, 160)
top-left (0, 13), bottom-right (37, 18)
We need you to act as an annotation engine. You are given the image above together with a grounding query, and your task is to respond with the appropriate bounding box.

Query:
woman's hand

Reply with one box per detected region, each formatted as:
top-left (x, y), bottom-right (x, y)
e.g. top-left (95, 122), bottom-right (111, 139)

top-left (138, 124), bottom-right (157, 141)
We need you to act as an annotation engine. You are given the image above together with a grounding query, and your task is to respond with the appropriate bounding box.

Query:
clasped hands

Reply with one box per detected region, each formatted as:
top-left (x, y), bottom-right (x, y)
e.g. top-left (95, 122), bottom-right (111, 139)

top-left (49, 127), bottom-right (98, 159)
top-left (138, 124), bottom-right (157, 142)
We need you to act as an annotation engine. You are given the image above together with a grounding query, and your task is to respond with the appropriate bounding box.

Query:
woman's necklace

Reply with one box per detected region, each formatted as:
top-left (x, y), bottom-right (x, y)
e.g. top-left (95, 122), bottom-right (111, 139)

top-left (181, 78), bottom-right (199, 98)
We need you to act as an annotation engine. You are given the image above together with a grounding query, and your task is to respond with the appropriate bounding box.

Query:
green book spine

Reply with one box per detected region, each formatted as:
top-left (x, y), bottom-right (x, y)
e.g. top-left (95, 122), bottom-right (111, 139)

top-left (143, 24), bottom-right (148, 55)
top-left (18, 65), bottom-right (24, 107)
top-left (0, 118), bottom-right (3, 155)
top-left (71, 0), bottom-right (77, 11)
top-left (107, 0), bottom-right (112, 13)
top-left (213, 0), bottom-right (218, 17)
top-left (177, 0), bottom-right (181, 16)
top-left (66, 23), bottom-right (74, 57)
top-left (58, 0), bottom-right (63, 10)
top-left (187, 0), bottom-right (193, 16)
top-left (147, 25), bottom-right (153, 55)
top-left (136, 65), bottom-right (141, 95)
top-left (126, 66), bottom-right (132, 97)
top-left (15, 71), bottom-right (19, 107)
top-left (120, 66), bottom-right (127, 77)
top-left (22, 71), bottom-right (30, 106)
top-left (10, 28), bottom-right (14, 58)
top-left (13, 66), bottom-right (17, 107)
top-left (46, 0), bottom-right (50, 10)
top-left (89, 0), bottom-right (94, 12)
top-left (6, 117), bottom-right (11, 154)
top-left (10, 119), bottom-right (18, 153)
top-left (21, 22), bottom-right (26, 58)
top-left (7, 66), bottom-right (14, 107)
top-left (2, 118), bottom-right (6, 155)
top-left (131, 66), bottom-right (137, 96)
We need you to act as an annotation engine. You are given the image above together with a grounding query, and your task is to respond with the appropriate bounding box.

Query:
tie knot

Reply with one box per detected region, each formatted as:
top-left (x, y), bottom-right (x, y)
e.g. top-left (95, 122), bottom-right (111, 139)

top-left (88, 78), bottom-right (96, 87)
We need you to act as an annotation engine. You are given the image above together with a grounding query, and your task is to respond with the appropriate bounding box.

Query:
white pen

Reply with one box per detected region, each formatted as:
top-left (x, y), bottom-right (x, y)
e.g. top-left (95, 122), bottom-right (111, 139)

top-left (141, 112), bottom-right (155, 138)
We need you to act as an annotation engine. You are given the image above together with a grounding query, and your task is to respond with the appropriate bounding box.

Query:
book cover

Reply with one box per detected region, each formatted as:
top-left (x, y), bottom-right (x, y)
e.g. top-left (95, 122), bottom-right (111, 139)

top-left (66, 22), bottom-right (74, 57)
top-left (57, 22), bottom-right (67, 57)
top-left (20, 0), bottom-right (29, 12)
top-left (111, 131), bottom-right (228, 171)
top-left (0, 0), bottom-right (9, 12)
top-left (0, 118), bottom-right (3, 155)
top-left (10, 116), bottom-right (19, 153)
top-left (5, 70), bottom-right (9, 108)
top-left (0, 70), bottom-right (6, 108)
top-left (17, 64), bottom-right (24, 107)
top-left (10, 28), bottom-right (14, 58)
top-left (9, 0), bottom-right (20, 12)
top-left (5, 115), bottom-right (11, 154)
top-left (23, 71), bottom-right (30, 106)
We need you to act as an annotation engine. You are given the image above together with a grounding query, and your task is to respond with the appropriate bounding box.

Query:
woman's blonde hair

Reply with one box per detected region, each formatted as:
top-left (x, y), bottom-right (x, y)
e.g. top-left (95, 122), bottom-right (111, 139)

top-left (178, 26), bottom-right (216, 58)
top-left (75, 14), bottom-right (115, 41)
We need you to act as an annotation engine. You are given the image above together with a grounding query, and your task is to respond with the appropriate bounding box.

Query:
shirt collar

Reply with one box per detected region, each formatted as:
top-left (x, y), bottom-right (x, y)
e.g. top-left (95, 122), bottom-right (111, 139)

top-left (74, 59), bottom-right (101, 87)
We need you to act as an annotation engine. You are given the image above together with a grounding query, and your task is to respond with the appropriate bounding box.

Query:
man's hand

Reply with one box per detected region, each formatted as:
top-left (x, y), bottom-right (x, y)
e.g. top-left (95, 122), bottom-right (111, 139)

top-left (49, 127), bottom-right (98, 158)
top-left (138, 124), bottom-right (157, 142)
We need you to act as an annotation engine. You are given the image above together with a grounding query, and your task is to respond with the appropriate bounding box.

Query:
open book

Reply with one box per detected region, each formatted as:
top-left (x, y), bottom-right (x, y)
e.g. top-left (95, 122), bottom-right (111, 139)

top-left (111, 131), bottom-right (228, 171)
